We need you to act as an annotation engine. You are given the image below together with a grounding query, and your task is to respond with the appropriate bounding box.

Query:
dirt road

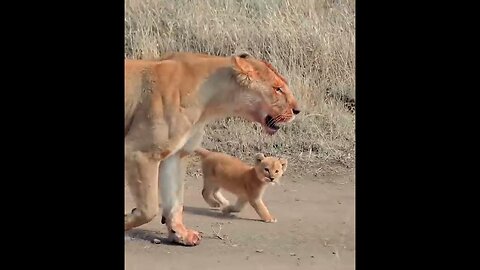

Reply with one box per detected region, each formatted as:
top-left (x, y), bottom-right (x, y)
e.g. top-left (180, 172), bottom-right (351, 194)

top-left (125, 172), bottom-right (355, 270)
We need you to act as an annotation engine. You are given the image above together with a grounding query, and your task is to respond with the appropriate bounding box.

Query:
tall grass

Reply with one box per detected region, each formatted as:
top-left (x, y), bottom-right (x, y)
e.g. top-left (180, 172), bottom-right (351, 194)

top-left (125, 0), bottom-right (355, 174)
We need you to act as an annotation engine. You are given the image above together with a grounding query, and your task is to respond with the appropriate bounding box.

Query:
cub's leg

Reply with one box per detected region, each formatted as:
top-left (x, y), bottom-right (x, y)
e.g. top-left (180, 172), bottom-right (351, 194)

top-left (213, 190), bottom-right (230, 207)
top-left (249, 198), bottom-right (277, 223)
top-left (159, 153), bottom-right (201, 246)
top-left (222, 197), bottom-right (247, 214)
top-left (202, 184), bottom-right (221, 208)
top-left (201, 179), bottom-right (221, 208)
top-left (125, 150), bottom-right (161, 230)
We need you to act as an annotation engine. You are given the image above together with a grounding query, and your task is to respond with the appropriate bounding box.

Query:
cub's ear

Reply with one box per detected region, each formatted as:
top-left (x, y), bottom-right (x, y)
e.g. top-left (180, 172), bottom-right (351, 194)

top-left (279, 158), bottom-right (288, 172)
top-left (254, 153), bottom-right (266, 164)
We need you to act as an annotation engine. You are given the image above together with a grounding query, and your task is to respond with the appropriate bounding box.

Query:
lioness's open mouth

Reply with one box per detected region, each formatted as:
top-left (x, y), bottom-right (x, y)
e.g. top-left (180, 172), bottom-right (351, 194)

top-left (264, 115), bottom-right (280, 134)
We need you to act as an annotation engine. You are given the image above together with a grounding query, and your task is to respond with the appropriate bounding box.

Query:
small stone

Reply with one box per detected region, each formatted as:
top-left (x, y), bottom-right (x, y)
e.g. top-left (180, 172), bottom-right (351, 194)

top-left (152, 238), bottom-right (161, 244)
top-left (256, 249), bottom-right (264, 253)
top-left (290, 252), bottom-right (296, 256)
top-left (310, 255), bottom-right (315, 258)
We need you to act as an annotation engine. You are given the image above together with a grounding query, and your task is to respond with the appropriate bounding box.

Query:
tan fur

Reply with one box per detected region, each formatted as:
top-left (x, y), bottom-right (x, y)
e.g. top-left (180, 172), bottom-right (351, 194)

top-left (124, 52), bottom-right (300, 246)
top-left (195, 148), bottom-right (288, 223)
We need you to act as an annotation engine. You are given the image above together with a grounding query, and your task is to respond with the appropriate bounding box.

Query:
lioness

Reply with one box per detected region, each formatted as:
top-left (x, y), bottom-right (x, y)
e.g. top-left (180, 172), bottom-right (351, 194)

top-left (195, 148), bottom-right (287, 223)
top-left (125, 52), bottom-right (300, 246)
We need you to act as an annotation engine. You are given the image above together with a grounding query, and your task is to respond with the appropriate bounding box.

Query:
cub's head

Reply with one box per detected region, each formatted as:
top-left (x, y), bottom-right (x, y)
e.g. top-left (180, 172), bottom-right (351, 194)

top-left (231, 52), bottom-right (301, 135)
top-left (253, 153), bottom-right (288, 184)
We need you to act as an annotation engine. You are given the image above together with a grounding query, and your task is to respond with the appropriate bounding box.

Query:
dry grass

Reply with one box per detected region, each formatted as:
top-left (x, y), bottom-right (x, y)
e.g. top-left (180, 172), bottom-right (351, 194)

top-left (125, 0), bottom-right (355, 175)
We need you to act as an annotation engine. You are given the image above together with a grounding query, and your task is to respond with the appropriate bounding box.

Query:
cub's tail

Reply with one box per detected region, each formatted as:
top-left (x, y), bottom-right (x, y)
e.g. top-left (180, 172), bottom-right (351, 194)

top-left (178, 147), bottom-right (212, 159)
top-left (194, 147), bottom-right (211, 158)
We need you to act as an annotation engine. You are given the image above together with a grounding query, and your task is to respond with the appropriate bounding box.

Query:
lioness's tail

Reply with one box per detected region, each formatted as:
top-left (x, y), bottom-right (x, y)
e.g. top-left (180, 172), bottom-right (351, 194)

top-left (194, 147), bottom-right (211, 158)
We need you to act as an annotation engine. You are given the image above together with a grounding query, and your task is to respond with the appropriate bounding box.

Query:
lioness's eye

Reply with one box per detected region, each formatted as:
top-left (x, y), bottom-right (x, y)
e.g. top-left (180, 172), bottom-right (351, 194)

top-left (275, 87), bottom-right (283, 93)
top-left (264, 168), bottom-right (269, 172)
top-left (275, 170), bottom-right (279, 173)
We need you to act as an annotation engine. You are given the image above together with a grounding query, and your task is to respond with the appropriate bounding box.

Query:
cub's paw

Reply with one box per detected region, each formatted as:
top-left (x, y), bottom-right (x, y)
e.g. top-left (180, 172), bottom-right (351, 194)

top-left (206, 200), bottom-right (221, 208)
top-left (221, 206), bottom-right (232, 214)
top-left (210, 202), bottom-right (221, 208)
top-left (263, 217), bottom-right (277, 223)
top-left (221, 206), bottom-right (239, 214)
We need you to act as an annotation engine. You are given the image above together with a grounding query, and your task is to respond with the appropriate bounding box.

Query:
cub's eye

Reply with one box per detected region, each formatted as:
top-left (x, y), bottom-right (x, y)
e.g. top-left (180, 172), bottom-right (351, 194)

top-left (264, 168), bottom-right (269, 172)
top-left (275, 170), bottom-right (279, 173)
top-left (275, 87), bottom-right (283, 93)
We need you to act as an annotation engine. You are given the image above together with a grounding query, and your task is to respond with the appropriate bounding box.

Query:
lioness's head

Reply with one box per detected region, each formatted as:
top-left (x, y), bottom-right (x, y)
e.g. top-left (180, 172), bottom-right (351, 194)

top-left (231, 52), bottom-right (300, 135)
top-left (253, 153), bottom-right (288, 184)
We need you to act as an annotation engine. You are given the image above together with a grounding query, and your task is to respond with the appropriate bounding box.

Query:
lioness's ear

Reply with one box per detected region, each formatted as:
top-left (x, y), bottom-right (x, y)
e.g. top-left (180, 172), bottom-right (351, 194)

top-left (235, 51), bottom-right (252, 59)
top-left (254, 153), bottom-right (265, 164)
top-left (232, 55), bottom-right (255, 75)
top-left (279, 158), bottom-right (288, 171)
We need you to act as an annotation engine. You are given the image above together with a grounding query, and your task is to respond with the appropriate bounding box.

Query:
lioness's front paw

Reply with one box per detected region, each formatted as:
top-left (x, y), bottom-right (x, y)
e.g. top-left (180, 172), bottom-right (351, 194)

top-left (263, 217), bottom-right (277, 223)
top-left (168, 228), bottom-right (201, 246)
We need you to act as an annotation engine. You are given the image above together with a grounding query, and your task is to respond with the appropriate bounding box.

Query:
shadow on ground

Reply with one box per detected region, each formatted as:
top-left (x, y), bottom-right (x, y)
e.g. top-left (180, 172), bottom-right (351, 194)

top-left (183, 205), bottom-right (259, 222)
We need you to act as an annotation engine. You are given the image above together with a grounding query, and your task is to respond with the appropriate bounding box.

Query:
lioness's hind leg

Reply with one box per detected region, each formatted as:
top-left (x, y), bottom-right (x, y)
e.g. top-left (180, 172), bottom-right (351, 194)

top-left (125, 151), bottom-right (160, 231)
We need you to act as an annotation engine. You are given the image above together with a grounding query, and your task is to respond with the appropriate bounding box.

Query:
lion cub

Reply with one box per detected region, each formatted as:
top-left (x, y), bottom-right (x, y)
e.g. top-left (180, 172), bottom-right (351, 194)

top-left (194, 148), bottom-right (287, 223)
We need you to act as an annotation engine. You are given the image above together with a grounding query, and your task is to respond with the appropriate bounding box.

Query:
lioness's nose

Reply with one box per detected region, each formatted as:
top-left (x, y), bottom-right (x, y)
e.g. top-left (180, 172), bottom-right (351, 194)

top-left (292, 108), bottom-right (301, 115)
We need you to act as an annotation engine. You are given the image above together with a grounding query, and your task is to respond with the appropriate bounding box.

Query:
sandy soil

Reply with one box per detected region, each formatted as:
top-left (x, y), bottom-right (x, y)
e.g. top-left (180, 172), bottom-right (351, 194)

top-left (125, 172), bottom-right (355, 270)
